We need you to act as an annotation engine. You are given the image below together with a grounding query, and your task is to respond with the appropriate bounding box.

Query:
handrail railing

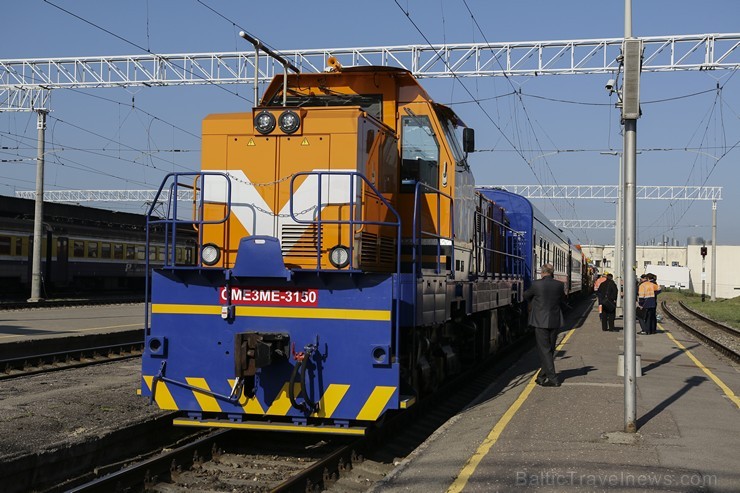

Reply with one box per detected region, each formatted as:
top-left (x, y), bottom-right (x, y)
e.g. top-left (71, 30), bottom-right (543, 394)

top-left (411, 182), bottom-right (454, 277)
top-left (144, 172), bottom-right (231, 332)
top-left (473, 210), bottom-right (525, 279)
top-left (288, 171), bottom-right (402, 272)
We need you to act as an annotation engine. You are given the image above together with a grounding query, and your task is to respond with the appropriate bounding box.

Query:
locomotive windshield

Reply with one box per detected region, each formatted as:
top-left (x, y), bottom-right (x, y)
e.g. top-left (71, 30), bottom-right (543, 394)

top-left (400, 114), bottom-right (440, 188)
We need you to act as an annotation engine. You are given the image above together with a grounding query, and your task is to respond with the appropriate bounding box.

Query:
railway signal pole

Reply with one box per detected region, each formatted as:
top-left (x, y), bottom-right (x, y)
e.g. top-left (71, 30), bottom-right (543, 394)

top-left (28, 109), bottom-right (48, 302)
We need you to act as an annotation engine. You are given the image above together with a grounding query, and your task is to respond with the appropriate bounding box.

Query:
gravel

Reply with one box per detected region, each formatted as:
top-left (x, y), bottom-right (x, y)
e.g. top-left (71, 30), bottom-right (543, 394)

top-left (0, 358), bottom-right (164, 461)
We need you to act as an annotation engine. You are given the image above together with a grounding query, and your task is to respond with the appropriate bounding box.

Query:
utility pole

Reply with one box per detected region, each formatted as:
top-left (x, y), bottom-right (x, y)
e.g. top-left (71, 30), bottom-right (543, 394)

top-left (701, 245), bottom-right (707, 302)
top-left (621, 0), bottom-right (641, 434)
top-left (711, 200), bottom-right (717, 301)
top-left (28, 109), bottom-right (48, 302)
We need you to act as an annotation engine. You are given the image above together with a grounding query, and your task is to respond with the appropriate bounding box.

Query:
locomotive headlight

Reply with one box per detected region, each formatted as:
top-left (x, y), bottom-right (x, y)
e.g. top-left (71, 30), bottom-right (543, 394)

top-left (254, 110), bottom-right (276, 134)
top-left (329, 245), bottom-right (350, 269)
top-left (201, 243), bottom-right (221, 266)
top-left (278, 110), bottom-right (300, 134)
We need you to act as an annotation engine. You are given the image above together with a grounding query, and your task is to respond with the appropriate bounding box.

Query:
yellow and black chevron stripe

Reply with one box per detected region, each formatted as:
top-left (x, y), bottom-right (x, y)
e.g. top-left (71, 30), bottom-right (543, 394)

top-left (142, 376), bottom-right (413, 434)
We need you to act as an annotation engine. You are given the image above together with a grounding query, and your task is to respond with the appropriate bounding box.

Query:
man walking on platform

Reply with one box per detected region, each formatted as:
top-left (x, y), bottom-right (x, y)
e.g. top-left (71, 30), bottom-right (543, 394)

top-left (524, 263), bottom-right (566, 387)
top-left (597, 273), bottom-right (618, 331)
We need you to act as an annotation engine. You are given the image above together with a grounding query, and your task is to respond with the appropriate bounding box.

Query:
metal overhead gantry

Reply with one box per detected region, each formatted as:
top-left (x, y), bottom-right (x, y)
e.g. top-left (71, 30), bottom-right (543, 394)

top-left (2, 33), bottom-right (740, 110)
top-left (15, 185), bottom-right (722, 203)
top-left (480, 185), bottom-right (722, 200)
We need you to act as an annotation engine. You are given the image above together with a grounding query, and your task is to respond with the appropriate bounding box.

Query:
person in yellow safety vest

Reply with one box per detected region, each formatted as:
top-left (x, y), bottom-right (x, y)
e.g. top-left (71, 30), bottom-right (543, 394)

top-left (638, 273), bottom-right (661, 335)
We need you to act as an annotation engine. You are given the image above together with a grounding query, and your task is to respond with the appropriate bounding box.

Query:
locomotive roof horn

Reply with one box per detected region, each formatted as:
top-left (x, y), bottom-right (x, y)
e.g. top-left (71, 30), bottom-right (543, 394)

top-left (326, 56), bottom-right (343, 72)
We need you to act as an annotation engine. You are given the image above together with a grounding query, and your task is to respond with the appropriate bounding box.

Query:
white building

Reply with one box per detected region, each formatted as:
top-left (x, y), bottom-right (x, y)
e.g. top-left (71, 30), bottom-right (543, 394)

top-left (581, 243), bottom-right (740, 300)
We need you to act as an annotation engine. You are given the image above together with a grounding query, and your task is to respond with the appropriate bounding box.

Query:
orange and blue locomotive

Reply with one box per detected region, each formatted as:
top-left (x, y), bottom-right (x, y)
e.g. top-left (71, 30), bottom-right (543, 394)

top-left (140, 62), bottom-right (528, 434)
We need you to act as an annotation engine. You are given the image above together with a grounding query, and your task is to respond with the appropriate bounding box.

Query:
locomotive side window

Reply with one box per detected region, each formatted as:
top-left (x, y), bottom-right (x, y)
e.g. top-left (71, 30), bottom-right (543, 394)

top-left (400, 115), bottom-right (439, 189)
top-left (101, 242), bottom-right (111, 259)
top-left (114, 244), bottom-right (124, 260)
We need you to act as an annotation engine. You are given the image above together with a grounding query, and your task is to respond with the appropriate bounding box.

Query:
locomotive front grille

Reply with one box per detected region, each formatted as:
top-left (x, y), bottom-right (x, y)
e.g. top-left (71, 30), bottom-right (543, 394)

top-left (280, 224), bottom-right (321, 255)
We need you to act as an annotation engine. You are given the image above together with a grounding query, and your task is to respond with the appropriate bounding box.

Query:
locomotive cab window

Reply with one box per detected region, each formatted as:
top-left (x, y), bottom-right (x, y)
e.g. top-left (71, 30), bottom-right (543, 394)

top-left (400, 114), bottom-right (439, 191)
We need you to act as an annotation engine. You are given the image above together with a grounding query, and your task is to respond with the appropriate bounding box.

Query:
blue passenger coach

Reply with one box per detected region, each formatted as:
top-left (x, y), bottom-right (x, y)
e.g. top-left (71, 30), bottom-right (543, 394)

top-left (477, 188), bottom-right (582, 295)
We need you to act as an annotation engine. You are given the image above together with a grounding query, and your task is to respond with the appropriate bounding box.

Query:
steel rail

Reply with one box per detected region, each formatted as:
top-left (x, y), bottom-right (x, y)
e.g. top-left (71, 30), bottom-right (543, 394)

top-left (660, 301), bottom-right (739, 363)
top-left (677, 300), bottom-right (740, 338)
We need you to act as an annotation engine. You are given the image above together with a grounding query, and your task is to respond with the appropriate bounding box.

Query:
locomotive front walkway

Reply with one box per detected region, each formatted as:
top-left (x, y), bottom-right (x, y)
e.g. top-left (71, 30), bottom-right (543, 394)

top-left (371, 297), bottom-right (740, 492)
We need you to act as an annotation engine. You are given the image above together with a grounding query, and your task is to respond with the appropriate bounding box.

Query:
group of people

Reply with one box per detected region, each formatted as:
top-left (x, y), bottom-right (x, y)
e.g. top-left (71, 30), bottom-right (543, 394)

top-left (522, 263), bottom-right (663, 389)
top-left (594, 271), bottom-right (662, 334)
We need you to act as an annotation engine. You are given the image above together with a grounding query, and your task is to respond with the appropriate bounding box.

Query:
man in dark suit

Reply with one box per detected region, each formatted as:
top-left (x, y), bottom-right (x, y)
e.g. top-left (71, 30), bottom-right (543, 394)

top-left (524, 263), bottom-right (566, 387)
top-left (597, 273), bottom-right (618, 331)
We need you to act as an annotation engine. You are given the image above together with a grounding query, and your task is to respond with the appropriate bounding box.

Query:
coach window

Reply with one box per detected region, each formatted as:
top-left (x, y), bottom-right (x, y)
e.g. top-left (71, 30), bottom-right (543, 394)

top-left (0, 236), bottom-right (10, 255)
top-left (73, 240), bottom-right (85, 258)
top-left (126, 245), bottom-right (135, 260)
top-left (400, 113), bottom-right (439, 190)
top-left (101, 243), bottom-right (111, 259)
top-left (176, 248), bottom-right (183, 263)
top-left (87, 241), bottom-right (98, 258)
top-left (113, 244), bottom-right (123, 260)
top-left (14, 237), bottom-right (23, 256)
top-left (157, 246), bottom-right (165, 261)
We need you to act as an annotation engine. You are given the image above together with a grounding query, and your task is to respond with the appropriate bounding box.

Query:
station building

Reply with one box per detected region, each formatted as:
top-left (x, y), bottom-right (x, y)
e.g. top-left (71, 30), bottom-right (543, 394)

top-left (581, 241), bottom-right (740, 299)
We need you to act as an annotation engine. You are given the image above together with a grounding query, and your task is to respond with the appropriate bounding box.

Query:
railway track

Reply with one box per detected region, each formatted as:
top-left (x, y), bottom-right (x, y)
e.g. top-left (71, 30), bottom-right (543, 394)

top-left (62, 330), bottom-right (539, 492)
top-left (660, 300), bottom-right (740, 363)
top-left (0, 329), bottom-right (143, 379)
top-left (56, 297), bottom-right (594, 493)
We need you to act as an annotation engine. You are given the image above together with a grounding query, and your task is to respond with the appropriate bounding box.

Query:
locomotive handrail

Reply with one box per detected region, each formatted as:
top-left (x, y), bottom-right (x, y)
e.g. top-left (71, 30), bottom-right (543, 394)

top-left (411, 182), bottom-right (454, 277)
top-left (473, 210), bottom-right (526, 279)
top-left (288, 171), bottom-right (402, 273)
top-left (288, 170), bottom-right (403, 360)
top-left (144, 172), bottom-right (232, 333)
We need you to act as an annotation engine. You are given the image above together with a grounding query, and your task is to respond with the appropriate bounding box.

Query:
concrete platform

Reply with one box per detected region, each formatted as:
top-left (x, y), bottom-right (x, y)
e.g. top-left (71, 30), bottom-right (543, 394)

top-left (0, 303), bottom-right (144, 344)
top-left (371, 299), bottom-right (740, 492)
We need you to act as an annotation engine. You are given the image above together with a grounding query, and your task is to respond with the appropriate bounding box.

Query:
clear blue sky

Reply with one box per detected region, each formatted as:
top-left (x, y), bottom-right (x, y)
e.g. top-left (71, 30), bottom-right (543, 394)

top-left (1, 0), bottom-right (738, 246)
